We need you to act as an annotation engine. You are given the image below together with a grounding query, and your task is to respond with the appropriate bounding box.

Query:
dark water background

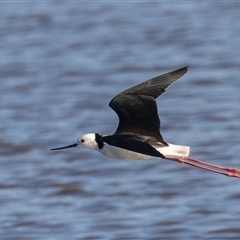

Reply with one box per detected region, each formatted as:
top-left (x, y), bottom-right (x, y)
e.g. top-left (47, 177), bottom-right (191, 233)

top-left (1, 2), bottom-right (240, 239)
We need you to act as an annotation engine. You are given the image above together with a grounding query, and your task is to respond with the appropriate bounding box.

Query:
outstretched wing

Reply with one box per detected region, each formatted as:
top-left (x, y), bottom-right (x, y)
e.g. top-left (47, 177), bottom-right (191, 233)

top-left (109, 67), bottom-right (188, 142)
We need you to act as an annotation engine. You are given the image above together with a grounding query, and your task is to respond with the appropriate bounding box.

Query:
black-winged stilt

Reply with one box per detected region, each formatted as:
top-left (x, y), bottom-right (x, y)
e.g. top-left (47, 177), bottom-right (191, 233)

top-left (51, 67), bottom-right (240, 178)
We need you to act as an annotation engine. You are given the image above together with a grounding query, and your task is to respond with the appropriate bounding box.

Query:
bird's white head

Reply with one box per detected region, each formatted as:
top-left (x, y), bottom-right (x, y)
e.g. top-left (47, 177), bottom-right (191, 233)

top-left (76, 133), bottom-right (98, 149)
top-left (50, 133), bottom-right (99, 151)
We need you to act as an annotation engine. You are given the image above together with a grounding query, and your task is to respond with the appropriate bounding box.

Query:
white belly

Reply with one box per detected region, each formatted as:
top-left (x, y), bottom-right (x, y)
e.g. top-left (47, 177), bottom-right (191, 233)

top-left (98, 144), bottom-right (153, 160)
top-left (97, 142), bottom-right (190, 160)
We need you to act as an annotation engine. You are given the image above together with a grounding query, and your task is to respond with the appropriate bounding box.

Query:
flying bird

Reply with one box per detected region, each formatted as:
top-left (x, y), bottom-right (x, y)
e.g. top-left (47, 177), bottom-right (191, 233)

top-left (51, 67), bottom-right (240, 178)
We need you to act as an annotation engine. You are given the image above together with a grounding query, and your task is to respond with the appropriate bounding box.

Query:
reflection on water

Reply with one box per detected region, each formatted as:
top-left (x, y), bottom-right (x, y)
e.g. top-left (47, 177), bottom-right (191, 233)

top-left (1, 2), bottom-right (240, 239)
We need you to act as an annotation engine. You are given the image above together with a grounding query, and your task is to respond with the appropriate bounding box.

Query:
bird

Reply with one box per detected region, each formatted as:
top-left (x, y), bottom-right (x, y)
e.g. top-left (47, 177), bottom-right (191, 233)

top-left (51, 67), bottom-right (240, 178)
top-left (51, 67), bottom-right (189, 159)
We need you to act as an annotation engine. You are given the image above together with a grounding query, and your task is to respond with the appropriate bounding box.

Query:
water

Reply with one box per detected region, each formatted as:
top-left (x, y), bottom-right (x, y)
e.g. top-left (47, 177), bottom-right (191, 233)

top-left (1, 2), bottom-right (240, 239)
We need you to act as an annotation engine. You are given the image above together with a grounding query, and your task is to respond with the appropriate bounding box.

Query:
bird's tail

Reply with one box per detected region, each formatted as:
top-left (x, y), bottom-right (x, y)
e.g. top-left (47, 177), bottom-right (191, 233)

top-left (157, 143), bottom-right (190, 158)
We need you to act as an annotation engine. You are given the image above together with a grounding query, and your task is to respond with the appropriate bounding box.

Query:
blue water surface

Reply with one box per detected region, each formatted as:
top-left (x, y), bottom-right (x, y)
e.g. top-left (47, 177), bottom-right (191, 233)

top-left (1, 2), bottom-right (240, 239)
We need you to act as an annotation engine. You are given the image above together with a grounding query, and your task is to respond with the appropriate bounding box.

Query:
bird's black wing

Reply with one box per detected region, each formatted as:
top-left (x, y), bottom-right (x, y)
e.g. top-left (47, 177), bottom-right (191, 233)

top-left (109, 67), bottom-right (188, 143)
top-left (102, 135), bottom-right (165, 158)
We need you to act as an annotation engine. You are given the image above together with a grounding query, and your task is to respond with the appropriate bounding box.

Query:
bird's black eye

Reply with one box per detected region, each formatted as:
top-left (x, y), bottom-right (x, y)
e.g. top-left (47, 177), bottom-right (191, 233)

top-left (81, 139), bottom-right (85, 143)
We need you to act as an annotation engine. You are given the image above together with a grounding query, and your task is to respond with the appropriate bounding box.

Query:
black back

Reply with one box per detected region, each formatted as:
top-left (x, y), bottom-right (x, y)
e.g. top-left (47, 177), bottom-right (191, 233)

top-left (109, 67), bottom-right (188, 143)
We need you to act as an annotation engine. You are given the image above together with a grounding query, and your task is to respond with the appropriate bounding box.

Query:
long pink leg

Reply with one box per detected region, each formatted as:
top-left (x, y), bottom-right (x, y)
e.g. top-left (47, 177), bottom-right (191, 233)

top-left (164, 156), bottom-right (240, 178)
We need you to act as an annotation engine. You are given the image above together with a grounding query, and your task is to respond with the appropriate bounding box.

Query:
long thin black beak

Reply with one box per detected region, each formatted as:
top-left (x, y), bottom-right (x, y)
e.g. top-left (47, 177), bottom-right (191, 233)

top-left (50, 143), bottom-right (78, 151)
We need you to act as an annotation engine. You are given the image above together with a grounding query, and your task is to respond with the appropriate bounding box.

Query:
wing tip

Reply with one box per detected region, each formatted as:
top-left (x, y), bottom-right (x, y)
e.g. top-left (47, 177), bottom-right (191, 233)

top-left (169, 66), bottom-right (189, 80)
top-left (177, 66), bottom-right (189, 74)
